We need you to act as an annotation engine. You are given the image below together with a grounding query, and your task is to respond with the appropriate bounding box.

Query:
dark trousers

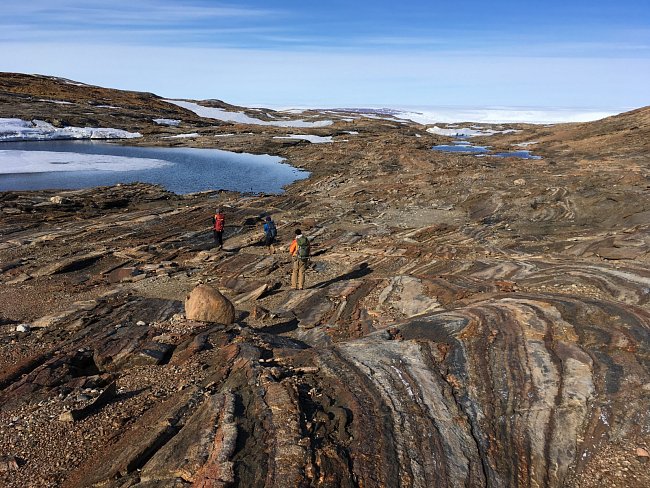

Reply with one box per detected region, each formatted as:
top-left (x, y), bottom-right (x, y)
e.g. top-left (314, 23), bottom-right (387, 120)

top-left (213, 230), bottom-right (223, 246)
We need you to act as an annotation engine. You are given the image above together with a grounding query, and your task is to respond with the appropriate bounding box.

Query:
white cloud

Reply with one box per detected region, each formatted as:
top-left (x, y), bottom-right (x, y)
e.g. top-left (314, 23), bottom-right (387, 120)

top-left (4, 1), bottom-right (276, 23)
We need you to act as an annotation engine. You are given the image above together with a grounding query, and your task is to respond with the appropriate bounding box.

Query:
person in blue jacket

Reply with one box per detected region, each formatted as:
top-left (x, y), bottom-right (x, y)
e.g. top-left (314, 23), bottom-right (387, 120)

top-left (263, 215), bottom-right (277, 254)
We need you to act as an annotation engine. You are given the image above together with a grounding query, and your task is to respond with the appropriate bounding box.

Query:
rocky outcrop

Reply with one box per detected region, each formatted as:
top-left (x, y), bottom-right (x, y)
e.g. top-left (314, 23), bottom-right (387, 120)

top-left (0, 75), bottom-right (648, 487)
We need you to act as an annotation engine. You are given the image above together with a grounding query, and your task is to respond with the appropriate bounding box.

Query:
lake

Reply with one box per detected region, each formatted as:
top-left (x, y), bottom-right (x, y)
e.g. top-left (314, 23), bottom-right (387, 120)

top-left (0, 141), bottom-right (309, 194)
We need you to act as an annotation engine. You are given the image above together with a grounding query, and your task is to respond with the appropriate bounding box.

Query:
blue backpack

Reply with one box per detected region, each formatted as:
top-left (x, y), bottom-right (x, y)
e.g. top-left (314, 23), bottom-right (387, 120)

top-left (266, 221), bottom-right (277, 239)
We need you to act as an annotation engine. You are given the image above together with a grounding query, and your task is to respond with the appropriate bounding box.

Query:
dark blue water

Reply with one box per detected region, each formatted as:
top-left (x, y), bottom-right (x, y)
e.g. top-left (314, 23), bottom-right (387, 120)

top-left (432, 141), bottom-right (541, 159)
top-left (0, 141), bottom-right (309, 194)
top-left (491, 150), bottom-right (542, 160)
top-left (432, 144), bottom-right (489, 153)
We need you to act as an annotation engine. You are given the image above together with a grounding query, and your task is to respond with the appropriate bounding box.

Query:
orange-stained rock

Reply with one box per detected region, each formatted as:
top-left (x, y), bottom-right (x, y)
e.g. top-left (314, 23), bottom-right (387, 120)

top-left (185, 284), bottom-right (235, 324)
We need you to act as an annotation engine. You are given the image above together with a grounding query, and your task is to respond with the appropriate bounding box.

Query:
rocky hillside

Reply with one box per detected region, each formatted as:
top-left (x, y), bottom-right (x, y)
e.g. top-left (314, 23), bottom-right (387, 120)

top-left (0, 74), bottom-right (648, 487)
top-left (494, 105), bottom-right (650, 163)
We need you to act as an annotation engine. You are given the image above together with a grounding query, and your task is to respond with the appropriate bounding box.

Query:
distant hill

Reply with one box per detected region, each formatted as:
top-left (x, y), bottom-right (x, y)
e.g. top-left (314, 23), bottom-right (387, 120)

top-left (0, 72), bottom-right (210, 133)
top-left (0, 72), bottom-right (179, 111)
top-left (0, 72), bottom-right (331, 132)
top-left (494, 105), bottom-right (650, 162)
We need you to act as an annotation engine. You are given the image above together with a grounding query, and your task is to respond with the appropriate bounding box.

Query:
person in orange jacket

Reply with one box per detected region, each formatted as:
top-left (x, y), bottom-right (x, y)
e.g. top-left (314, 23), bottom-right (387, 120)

top-left (289, 229), bottom-right (310, 290)
top-left (212, 208), bottom-right (225, 249)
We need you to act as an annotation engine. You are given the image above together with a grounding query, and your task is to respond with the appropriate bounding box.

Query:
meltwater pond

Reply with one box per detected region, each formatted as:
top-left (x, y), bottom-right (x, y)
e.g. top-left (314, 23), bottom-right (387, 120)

top-left (432, 144), bottom-right (489, 154)
top-left (490, 150), bottom-right (541, 160)
top-left (432, 140), bottom-right (541, 159)
top-left (0, 141), bottom-right (309, 194)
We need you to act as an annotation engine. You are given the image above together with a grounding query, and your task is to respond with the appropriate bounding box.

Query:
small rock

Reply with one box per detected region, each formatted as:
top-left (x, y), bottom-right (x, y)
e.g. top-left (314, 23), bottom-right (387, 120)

top-left (50, 195), bottom-right (69, 205)
top-left (636, 447), bottom-right (649, 461)
top-left (58, 411), bottom-right (75, 423)
top-left (495, 280), bottom-right (518, 292)
top-left (106, 266), bottom-right (141, 283)
top-left (136, 320), bottom-right (146, 326)
top-left (2, 207), bottom-right (22, 215)
top-left (387, 327), bottom-right (403, 341)
top-left (250, 305), bottom-right (270, 320)
top-left (0, 456), bottom-right (20, 472)
top-left (513, 178), bottom-right (526, 186)
top-left (15, 324), bottom-right (31, 333)
top-left (170, 313), bottom-right (185, 323)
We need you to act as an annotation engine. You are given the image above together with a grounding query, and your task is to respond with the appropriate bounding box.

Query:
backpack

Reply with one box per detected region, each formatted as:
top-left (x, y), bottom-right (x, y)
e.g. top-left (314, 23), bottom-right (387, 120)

top-left (296, 236), bottom-right (310, 259)
top-left (266, 221), bottom-right (277, 239)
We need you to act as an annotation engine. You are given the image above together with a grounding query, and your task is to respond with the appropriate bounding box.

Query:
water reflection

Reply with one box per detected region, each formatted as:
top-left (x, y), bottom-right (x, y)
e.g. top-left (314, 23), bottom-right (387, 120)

top-left (0, 140), bottom-right (309, 194)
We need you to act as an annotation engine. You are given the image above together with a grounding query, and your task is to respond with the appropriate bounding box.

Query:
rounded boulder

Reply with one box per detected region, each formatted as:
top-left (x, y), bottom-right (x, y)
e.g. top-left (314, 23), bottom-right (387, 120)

top-left (185, 284), bottom-right (235, 324)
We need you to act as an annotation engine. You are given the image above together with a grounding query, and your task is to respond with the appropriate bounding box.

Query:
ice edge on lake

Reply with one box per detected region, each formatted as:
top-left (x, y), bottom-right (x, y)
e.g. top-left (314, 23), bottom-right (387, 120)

top-left (0, 118), bottom-right (142, 142)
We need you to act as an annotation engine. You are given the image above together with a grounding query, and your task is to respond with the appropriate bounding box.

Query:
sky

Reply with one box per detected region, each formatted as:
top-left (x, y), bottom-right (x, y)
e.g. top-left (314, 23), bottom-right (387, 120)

top-left (1, 0), bottom-right (649, 112)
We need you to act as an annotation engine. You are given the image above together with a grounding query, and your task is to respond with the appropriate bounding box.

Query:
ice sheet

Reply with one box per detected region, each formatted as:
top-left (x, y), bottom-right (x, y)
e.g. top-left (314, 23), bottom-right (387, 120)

top-left (426, 126), bottom-right (518, 137)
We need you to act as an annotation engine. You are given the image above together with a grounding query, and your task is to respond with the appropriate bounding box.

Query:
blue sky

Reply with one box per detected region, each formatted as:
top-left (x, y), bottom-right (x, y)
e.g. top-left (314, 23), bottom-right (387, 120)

top-left (1, 0), bottom-right (649, 110)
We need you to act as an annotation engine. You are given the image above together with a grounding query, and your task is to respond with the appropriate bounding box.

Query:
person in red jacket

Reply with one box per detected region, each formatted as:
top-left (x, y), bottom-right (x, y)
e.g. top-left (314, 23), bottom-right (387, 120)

top-left (212, 208), bottom-right (225, 249)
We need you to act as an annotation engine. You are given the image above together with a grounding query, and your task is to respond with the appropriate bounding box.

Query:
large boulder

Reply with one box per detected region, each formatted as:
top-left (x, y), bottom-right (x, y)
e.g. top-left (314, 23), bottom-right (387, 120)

top-left (185, 284), bottom-right (235, 324)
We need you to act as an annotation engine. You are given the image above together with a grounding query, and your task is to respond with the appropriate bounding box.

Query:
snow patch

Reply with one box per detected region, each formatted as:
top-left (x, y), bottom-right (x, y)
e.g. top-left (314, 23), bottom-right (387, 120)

top-left (38, 99), bottom-right (74, 105)
top-left (0, 150), bottom-right (171, 174)
top-left (165, 133), bottom-right (199, 139)
top-left (153, 118), bottom-right (181, 126)
top-left (0, 118), bottom-right (141, 142)
top-left (273, 135), bottom-right (333, 144)
top-left (165, 100), bottom-right (333, 128)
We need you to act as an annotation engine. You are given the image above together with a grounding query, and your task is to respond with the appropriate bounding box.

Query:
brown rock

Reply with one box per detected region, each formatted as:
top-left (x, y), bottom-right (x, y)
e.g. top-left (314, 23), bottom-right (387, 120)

top-left (185, 284), bottom-right (235, 324)
top-left (250, 305), bottom-right (270, 320)
top-left (596, 246), bottom-right (644, 260)
top-left (495, 280), bottom-right (517, 292)
top-left (0, 456), bottom-right (20, 472)
top-left (106, 266), bottom-right (141, 283)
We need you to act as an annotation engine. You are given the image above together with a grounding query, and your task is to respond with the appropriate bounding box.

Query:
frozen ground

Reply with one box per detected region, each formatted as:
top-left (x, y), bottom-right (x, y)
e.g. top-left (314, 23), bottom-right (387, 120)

top-left (0, 118), bottom-right (141, 142)
top-left (0, 150), bottom-right (171, 173)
